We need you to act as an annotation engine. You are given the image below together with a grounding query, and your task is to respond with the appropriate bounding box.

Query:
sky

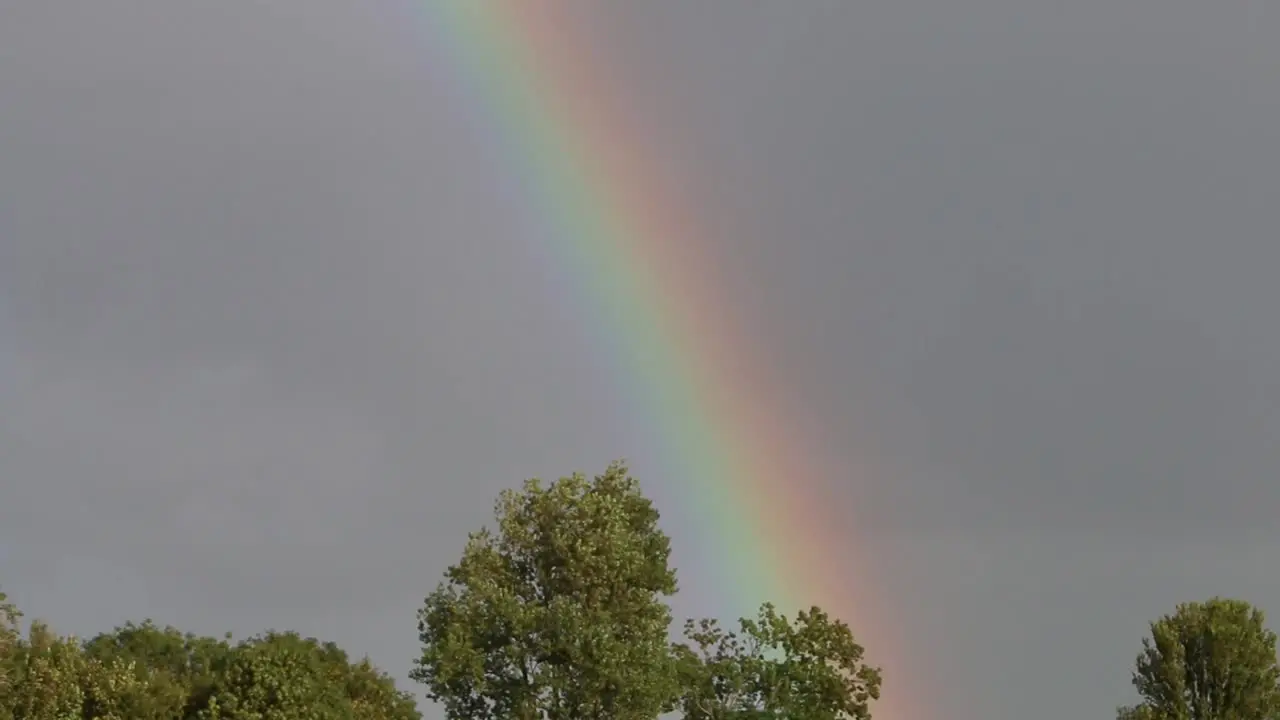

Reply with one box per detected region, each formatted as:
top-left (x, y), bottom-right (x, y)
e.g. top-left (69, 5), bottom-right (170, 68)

top-left (2, 2), bottom-right (1280, 720)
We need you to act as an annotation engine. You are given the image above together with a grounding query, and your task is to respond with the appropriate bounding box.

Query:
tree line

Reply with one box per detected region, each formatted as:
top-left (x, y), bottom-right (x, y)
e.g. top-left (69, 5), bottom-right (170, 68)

top-left (2, 461), bottom-right (1277, 719)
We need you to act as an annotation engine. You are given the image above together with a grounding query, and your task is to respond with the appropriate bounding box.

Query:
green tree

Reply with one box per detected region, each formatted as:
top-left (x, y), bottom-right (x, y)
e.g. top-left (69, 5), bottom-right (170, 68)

top-left (673, 603), bottom-right (881, 720)
top-left (0, 585), bottom-right (418, 720)
top-left (79, 621), bottom-right (417, 720)
top-left (341, 655), bottom-right (422, 720)
top-left (197, 631), bottom-right (353, 720)
top-left (1119, 597), bottom-right (1280, 720)
top-left (197, 631), bottom-right (420, 720)
top-left (297, 636), bottom-right (420, 720)
top-left (81, 620), bottom-right (234, 718)
top-left (78, 655), bottom-right (189, 720)
top-left (0, 590), bottom-right (20, 702)
top-left (82, 620), bottom-right (234, 682)
top-left (4, 621), bottom-right (86, 720)
top-left (413, 462), bottom-right (680, 720)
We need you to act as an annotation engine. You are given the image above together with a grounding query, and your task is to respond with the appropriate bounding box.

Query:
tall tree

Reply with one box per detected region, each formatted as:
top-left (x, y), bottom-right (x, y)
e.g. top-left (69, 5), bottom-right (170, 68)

top-left (413, 462), bottom-right (680, 720)
top-left (1119, 597), bottom-right (1280, 720)
top-left (673, 603), bottom-right (881, 720)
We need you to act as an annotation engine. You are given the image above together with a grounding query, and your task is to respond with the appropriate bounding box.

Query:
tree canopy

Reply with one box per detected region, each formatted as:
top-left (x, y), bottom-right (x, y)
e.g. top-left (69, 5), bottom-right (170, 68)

top-left (0, 593), bottom-right (419, 720)
top-left (1119, 597), bottom-right (1280, 720)
top-left (412, 462), bottom-right (884, 720)
top-left (673, 603), bottom-right (881, 720)
top-left (412, 463), bottom-right (681, 720)
top-left (17, 460), bottom-right (1280, 720)
top-left (2, 462), bottom-right (891, 720)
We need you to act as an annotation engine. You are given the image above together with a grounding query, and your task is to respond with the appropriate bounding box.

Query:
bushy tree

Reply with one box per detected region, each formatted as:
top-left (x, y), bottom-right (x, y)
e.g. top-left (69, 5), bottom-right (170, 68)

top-left (78, 655), bottom-right (189, 720)
top-left (197, 631), bottom-right (420, 720)
top-left (674, 603), bottom-right (881, 720)
top-left (1119, 597), bottom-right (1280, 720)
top-left (82, 620), bottom-right (233, 683)
top-left (413, 462), bottom-right (680, 720)
top-left (197, 631), bottom-right (353, 720)
top-left (82, 620), bottom-right (233, 718)
top-left (0, 587), bottom-right (418, 720)
top-left (4, 621), bottom-right (86, 720)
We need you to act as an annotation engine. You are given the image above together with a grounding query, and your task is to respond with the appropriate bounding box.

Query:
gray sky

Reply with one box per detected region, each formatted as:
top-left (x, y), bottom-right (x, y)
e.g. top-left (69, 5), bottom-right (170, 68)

top-left (3, 3), bottom-right (1279, 720)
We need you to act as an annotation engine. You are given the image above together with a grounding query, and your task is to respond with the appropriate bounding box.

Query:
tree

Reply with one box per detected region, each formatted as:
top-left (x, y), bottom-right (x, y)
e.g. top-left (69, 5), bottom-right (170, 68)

top-left (673, 603), bottom-right (881, 720)
top-left (1119, 597), bottom-right (1280, 720)
top-left (413, 462), bottom-right (680, 720)
top-left (197, 631), bottom-right (353, 720)
top-left (82, 620), bottom-right (234, 718)
top-left (4, 621), bottom-right (86, 720)
top-left (0, 585), bottom-right (419, 720)
top-left (82, 620), bottom-right (234, 683)
top-left (341, 655), bottom-right (423, 720)
top-left (2, 615), bottom-right (190, 720)
top-left (0, 589), bottom-right (20, 700)
top-left (77, 655), bottom-right (190, 720)
top-left (197, 631), bottom-right (421, 720)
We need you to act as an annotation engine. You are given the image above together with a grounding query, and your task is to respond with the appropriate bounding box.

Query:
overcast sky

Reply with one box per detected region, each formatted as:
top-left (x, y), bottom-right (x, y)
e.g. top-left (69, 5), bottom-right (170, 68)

top-left (3, 3), bottom-right (1280, 720)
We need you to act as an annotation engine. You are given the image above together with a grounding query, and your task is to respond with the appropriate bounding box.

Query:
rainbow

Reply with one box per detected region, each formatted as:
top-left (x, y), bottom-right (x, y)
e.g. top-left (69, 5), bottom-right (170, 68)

top-left (414, 4), bottom-right (917, 718)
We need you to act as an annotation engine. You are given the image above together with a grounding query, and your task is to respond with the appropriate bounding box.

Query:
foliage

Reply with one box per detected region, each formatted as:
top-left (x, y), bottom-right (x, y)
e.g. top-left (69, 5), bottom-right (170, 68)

top-left (673, 603), bottom-right (881, 720)
top-left (196, 631), bottom-right (355, 720)
top-left (342, 656), bottom-right (423, 720)
top-left (3, 459), bottom-right (898, 720)
top-left (20, 459), bottom-right (1280, 720)
top-left (0, 595), bottom-right (417, 720)
top-left (82, 620), bottom-right (233, 684)
top-left (413, 462), bottom-right (681, 720)
top-left (81, 620), bottom-right (233, 718)
top-left (1119, 597), bottom-right (1280, 720)
top-left (3, 621), bottom-right (86, 720)
top-left (0, 589), bottom-right (20, 702)
top-left (78, 655), bottom-right (190, 720)
top-left (197, 631), bottom-right (422, 720)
